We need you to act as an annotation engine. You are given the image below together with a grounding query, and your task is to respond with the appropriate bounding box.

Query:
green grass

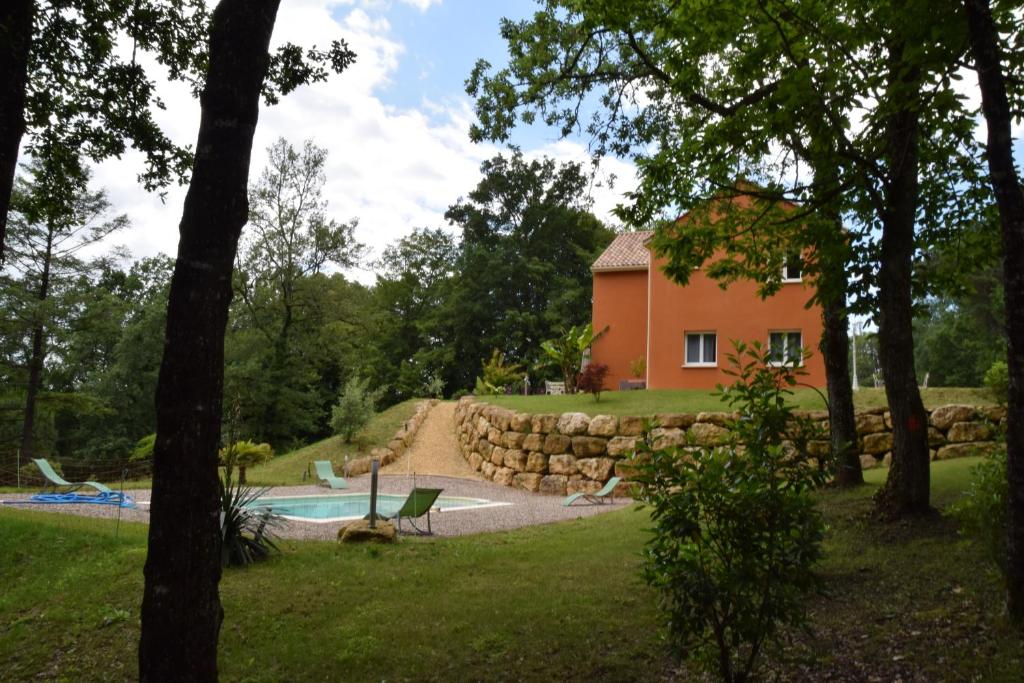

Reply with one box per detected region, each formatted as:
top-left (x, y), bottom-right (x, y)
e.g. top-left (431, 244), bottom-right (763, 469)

top-left (485, 386), bottom-right (996, 416)
top-left (1, 457), bottom-right (1021, 681)
top-left (244, 399), bottom-right (421, 486)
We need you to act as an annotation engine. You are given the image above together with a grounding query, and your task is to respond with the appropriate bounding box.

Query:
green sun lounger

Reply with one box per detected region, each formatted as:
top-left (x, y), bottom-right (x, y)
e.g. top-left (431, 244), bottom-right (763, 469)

top-left (32, 458), bottom-right (113, 495)
top-left (563, 476), bottom-right (622, 507)
top-left (313, 460), bottom-right (348, 489)
top-left (376, 487), bottom-right (443, 535)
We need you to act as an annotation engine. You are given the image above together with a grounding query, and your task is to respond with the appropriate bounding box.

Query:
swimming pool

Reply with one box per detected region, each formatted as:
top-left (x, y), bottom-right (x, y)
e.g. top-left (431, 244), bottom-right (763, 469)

top-left (247, 493), bottom-right (507, 523)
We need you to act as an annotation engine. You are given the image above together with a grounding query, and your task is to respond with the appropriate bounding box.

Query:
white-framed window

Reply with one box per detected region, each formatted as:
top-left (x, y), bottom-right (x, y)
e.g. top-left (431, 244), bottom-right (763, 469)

top-left (782, 253), bottom-right (803, 282)
top-left (684, 331), bottom-right (717, 367)
top-left (769, 330), bottom-right (803, 366)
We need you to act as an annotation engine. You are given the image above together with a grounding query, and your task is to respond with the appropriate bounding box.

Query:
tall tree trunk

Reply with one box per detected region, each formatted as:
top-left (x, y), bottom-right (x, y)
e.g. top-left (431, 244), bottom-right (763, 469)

top-left (962, 0), bottom-right (1024, 627)
top-left (819, 246), bottom-right (862, 486)
top-left (138, 1), bottom-right (280, 680)
top-left (0, 0), bottom-right (33, 263)
top-left (19, 219), bottom-right (53, 460)
top-left (874, 54), bottom-right (931, 516)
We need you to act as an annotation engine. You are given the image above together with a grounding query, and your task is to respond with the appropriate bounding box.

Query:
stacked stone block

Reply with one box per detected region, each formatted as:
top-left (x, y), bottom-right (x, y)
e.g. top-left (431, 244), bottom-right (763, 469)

top-left (454, 397), bottom-right (1006, 494)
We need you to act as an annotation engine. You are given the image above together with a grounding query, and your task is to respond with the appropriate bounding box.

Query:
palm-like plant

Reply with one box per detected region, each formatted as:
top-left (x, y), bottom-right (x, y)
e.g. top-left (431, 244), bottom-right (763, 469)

top-left (539, 323), bottom-right (607, 393)
top-left (219, 465), bottom-right (282, 567)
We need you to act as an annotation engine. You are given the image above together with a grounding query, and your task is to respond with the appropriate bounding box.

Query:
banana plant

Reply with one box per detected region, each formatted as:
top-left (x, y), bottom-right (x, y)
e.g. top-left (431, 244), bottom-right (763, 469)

top-left (539, 323), bottom-right (608, 394)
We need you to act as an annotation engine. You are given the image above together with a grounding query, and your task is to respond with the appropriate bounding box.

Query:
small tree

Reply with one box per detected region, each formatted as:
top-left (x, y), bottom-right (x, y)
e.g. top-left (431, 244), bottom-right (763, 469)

top-left (632, 341), bottom-right (826, 682)
top-left (330, 377), bottom-right (383, 444)
top-left (474, 349), bottom-right (524, 395)
top-left (539, 323), bottom-right (607, 393)
top-left (577, 362), bottom-right (609, 401)
top-left (984, 360), bottom-right (1009, 407)
top-left (629, 357), bottom-right (646, 379)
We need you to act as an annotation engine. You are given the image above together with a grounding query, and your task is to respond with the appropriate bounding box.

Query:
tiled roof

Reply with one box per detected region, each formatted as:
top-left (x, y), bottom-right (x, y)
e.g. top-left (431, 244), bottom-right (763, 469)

top-left (591, 231), bottom-right (653, 271)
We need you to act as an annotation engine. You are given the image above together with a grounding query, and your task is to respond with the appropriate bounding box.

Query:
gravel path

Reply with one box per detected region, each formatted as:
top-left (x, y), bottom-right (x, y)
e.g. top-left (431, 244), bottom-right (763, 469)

top-left (0, 475), bottom-right (633, 540)
top-left (380, 401), bottom-right (482, 479)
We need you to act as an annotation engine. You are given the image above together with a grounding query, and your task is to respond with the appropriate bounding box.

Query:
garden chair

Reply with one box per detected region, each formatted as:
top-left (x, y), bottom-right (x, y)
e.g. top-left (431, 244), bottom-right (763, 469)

top-left (563, 477), bottom-right (622, 507)
top-left (313, 460), bottom-right (349, 489)
top-left (544, 380), bottom-right (566, 395)
top-left (32, 458), bottom-right (113, 495)
top-left (375, 488), bottom-right (443, 535)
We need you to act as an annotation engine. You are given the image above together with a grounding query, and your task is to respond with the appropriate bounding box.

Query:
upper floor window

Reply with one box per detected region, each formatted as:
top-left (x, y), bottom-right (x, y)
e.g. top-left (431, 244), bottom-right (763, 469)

top-left (769, 330), bottom-right (803, 366)
top-left (685, 332), bottom-right (717, 366)
top-left (782, 253), bottom-right (803, 282)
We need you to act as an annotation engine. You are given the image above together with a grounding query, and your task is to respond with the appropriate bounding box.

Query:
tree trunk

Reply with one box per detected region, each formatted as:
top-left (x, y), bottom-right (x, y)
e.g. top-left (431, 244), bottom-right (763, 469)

top-left (19, 219), bottom-right (53, 461)
top-left (874, 53), bottom-right (931, 516)
top-left (819, 246), bottom-right (862, 486)
top-left (962, 0), bottom-right (1024, 627)
top-left (0, 0), bottom-right (34, 263)
top-left (138, 1), bottom-right (280, 680)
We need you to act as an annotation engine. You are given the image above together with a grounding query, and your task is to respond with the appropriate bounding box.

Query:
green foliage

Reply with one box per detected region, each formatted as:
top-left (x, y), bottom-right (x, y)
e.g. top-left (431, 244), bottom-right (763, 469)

top-left (422, 373), bottom-right (446, 399)
top-left (330, 377), bottom-right (384, 444)
top-left (130, 434), bottom-right (156, 463)
top-left (951, 449), bottom-right (1008, 576)
top-left (218, 469), bottom-right (281, 568)
top-left (539, 323), bottom-right (607, 394)
top-left (219, 440), bottom-right (274, 468)
top-left (984, 361), bottom-right (1009, 406)
top-left (577, 363), bottom-right (609, 402)
top-left (480, 350), bottom-right (524, 390)
top-left (632, 341), bottom-right (826, 681)
top-left (629, 357), bottom-right (646, 379)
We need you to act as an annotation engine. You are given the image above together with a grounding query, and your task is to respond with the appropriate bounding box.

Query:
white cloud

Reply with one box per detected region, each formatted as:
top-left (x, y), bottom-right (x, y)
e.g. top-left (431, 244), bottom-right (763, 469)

top-left (85, 1), bottom-right (638, 283)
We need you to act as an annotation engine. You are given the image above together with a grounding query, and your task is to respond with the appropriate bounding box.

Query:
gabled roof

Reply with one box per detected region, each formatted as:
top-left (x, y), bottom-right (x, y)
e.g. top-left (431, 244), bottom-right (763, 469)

top-left (591, 230), bottom-right (653, 272)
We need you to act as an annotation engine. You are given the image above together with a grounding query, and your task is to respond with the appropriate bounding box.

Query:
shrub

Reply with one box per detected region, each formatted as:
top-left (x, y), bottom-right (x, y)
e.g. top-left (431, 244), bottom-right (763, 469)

top-left (331, 376), bottom-right (384, 443)
top-left (629, 356), bottom-right (646, 379)
top-left (631, 340), bottom-right (826, 682)
top-left (951, 448), bottom-right (1008, 576)
top-left (481, 350), bottom-right (524, 389)
top-left (577, 362), bottom-right (609, 401)
top-left (984, 360), bottom-right (1009, 406)
top-left (130, 433), bottom-right (156, 462)
top-left (422, 373), bottom-right (446, 399)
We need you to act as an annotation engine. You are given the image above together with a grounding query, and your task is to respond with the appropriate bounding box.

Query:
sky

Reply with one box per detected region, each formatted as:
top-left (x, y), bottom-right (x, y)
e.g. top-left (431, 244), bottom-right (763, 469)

top-left (88, 0), bottom-right (639, 283)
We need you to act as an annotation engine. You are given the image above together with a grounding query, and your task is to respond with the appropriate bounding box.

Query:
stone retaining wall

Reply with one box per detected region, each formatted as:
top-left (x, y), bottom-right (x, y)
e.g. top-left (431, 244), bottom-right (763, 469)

top-left (453, 397), bottom-right (1005, 496)
top-left (346, 399), bottom-right (438, 475)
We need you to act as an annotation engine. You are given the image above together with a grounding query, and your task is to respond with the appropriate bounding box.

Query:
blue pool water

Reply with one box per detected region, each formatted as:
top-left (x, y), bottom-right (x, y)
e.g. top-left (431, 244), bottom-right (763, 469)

top-left (248, 493), bottom-right (494, 522)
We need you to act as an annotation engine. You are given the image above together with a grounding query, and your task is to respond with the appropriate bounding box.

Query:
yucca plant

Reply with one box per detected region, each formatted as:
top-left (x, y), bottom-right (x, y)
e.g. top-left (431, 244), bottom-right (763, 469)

top-left (219, 465), bottom-right (282, 568)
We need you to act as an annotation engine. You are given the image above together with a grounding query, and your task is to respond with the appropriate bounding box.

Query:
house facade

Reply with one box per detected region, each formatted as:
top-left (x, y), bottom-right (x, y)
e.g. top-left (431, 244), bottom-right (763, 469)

top-left (591, 209), bottom-right (826, 390)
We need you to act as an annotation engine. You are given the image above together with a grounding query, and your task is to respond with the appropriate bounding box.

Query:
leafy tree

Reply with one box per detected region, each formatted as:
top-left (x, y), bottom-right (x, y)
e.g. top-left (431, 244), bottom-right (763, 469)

top-left (233, 137), bottom-right (365, 446)
top-left (443, 152), bottom-right (615, 391)
top-left (960, 0), bottom-right (1024, 626)
top-left (2, 162), bottom-right (126, 461)
top-left (468, 0), bottom-right (988, 509)
top-left (138, 1), bottom-right (356, 677)
top-left (330, 376), bottom-right (382, 444)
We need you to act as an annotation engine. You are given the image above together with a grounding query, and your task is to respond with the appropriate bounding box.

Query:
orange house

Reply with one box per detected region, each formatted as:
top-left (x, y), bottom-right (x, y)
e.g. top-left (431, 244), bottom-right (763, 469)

top-left (591, 207), bottom-right (825, 390)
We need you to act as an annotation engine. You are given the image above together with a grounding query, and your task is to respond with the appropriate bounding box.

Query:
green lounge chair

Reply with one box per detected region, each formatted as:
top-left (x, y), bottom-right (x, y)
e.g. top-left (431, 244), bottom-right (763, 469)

top-left (563, 476), bottom-right (622, 507)
top-left (32, 458), bottom-right (112, 495)
top-left (376, 488), bottom-right (443, 535)
top-left (313, 460), bottom-right (348, 489)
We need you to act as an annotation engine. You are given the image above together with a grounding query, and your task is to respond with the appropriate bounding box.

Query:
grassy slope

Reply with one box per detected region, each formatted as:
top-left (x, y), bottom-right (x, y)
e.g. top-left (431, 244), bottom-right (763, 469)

top-left (243, 399), bottom-right (420, 486)
top-left (485, 386), bottom-right (995, 416)
top-left (1, 458), bottom-right (1021, 681)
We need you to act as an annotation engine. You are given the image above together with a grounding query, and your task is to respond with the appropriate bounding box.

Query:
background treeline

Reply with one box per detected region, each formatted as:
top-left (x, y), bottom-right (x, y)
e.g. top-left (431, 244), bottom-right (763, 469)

top-left (0, 139), bottom-right (1005, 472)
top-left (0, 143), bottom-right (615, 468)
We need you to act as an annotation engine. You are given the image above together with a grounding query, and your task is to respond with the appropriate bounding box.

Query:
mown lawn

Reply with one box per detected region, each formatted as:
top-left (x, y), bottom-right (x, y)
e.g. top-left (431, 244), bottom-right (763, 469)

top-left (1, 457), bottom-right (1021, 681)
top-left (485, 386), bottom-right (995, 416)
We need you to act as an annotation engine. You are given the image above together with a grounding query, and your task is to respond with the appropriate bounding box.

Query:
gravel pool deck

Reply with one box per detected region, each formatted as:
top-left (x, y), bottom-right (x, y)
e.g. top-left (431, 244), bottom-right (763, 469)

top-left (0, 474), bottom-right (635, 540)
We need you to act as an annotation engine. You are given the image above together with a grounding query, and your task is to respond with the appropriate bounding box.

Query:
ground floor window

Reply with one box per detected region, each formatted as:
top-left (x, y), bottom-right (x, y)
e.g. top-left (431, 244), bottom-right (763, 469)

top-left (769, 330), bottom-right (803, 365)
top-left (685, 332), bottom-right (717, 366)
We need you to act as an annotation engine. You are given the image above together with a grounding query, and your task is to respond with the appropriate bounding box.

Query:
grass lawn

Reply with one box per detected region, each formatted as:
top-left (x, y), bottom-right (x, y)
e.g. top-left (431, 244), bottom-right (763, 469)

top-left (244, 399), bottom-right (421, 486)
top-left (485, 386), bottom-right (996, 416)
top-left (1, 457), bottom-right (1022, 680)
